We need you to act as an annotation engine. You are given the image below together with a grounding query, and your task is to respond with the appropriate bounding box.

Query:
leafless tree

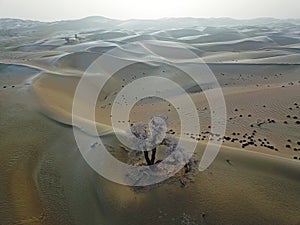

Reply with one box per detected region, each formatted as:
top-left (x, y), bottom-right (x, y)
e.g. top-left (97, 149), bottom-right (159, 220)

top-left (128, 116), bottom-right (190, 169)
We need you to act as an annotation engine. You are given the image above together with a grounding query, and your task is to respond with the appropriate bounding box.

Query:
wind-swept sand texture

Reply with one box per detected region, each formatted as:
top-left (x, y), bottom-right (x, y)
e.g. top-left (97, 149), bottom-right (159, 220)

top-left (0, 17), bottom-right (300, 225)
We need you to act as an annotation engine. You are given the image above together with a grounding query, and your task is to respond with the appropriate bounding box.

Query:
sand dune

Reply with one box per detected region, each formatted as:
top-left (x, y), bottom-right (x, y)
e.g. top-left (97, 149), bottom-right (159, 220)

top-left (193, 36), bottom-right (277, 52)
top-left (0, 17), bottom-right (300, 225)
top-left (54, 51), bottom-right (102, 72)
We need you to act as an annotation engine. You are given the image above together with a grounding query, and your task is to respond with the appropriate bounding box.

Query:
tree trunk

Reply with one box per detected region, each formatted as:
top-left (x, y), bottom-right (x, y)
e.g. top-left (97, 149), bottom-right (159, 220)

top-left (144, 148), bottom-right (157, 165)
top-left (151, 148), bottom-right (156, 165)
top-left (144, 151), bottom-right (152, 165)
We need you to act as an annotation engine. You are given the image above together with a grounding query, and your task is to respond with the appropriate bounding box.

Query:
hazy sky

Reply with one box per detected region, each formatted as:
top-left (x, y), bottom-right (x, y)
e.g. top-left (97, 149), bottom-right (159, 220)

top-left (0, 0), bottom-right (299, 21)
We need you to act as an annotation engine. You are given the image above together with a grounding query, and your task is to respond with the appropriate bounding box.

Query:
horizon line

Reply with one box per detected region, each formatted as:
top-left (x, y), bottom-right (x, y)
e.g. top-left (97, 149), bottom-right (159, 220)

top-left (1, 15), bottom-right (300, 23)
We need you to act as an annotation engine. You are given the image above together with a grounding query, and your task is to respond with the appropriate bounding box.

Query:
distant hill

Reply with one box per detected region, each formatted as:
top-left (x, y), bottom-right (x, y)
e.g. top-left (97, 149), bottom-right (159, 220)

top-left (1, 16), bottom-right (300, 32)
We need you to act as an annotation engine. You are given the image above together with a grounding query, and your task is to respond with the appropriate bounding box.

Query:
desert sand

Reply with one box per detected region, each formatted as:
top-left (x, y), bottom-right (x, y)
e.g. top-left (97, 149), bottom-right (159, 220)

top-left (0, 17), bottom-right (300, 225)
